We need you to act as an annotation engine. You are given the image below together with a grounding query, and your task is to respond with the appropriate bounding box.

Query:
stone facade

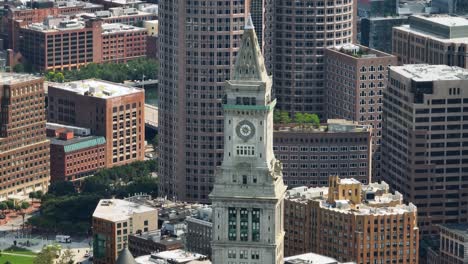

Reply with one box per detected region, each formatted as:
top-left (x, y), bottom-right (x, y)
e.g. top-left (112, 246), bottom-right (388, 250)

top-left (210, 19), bottom-right (286, 264)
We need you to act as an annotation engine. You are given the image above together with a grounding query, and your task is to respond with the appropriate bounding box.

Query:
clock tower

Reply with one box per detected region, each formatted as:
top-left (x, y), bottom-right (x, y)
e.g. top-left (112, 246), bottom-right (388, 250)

top-left (210, 16), bottom-right (287, 264)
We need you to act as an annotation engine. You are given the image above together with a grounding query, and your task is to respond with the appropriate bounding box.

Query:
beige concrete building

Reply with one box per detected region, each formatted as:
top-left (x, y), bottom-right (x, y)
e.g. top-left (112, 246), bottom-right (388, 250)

top-left (393, 15), bottom-right (468, 68)
top-left (273, 119), bottom-right (372, 187)
top-left (437, 224), bottom-right (468, 264)
top-left (382, 64), bottom-right (468, 235)
top-left (325, 44), bottom-right (397, 180)
top-left (92, 199), bottom-right (158, 264)
top-left (284, 176), bottom-right (419, 264)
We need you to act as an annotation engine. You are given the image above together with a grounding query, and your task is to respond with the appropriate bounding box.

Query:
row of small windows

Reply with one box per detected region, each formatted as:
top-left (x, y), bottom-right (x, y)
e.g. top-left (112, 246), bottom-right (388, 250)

top-left (274, 145), bottom-right (368, 152)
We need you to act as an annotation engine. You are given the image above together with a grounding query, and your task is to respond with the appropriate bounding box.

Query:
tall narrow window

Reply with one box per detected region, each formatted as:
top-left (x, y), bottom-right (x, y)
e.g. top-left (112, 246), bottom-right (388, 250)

top-left (228, 208), bottom-right (237, 241)
top-left (252, 208), bottom-right (260, 242)
top-left (240, 208), bottom-right (249, 241)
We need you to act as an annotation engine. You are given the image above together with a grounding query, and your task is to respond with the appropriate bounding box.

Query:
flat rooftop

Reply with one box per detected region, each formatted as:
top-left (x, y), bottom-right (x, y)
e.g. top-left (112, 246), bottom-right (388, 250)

top-left (391, 64), bottom-right (468, 81)
top-left (100, 0), bottom-right (144, 4)
top-left (147, 249), bottom-right (207, 263)
top-left (439, 223), bottom-right (468, 237)
top-left (397, 15), bottom-right (468, 39)
top-left (49, 136), bottom-right (106, 153)
top-left (101, 23), bottom-right (146, 34)
top-left (93, 199), bottom-right (157, 222)
top-left (275, 119), bottom-right (371, 133)
top-left (285, 253), bottom-right (353, 264)
top-left (50, 79), bottom-right (143, 99)
top-left (0, 72), bottom-right (41, 85)
top-left (130, 230), bottom-right (183, 246)
top-left (413, 14), bottom-right (468, 27)
top-left (331, 43), bottom-right (394, 58)
top-left (26, 19), bottom-right (85, 32)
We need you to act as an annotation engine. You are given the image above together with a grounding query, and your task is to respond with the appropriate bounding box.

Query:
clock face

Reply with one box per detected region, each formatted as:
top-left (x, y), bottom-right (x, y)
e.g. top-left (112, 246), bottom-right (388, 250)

top-left (236, 120), bottom-right (255, 141)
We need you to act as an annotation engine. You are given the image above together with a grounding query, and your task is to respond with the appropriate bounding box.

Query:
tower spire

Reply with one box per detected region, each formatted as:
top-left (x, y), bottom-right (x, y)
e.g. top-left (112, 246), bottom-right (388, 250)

top-left (245, 13), bottom-right (254, 30)
top-left (232, 15), bottom-right (268, 81)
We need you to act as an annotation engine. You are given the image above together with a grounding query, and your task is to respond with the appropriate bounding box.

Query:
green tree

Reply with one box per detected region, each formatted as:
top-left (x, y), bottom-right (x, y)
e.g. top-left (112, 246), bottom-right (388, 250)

top-left (29, 192), bottom-right (36, 204)
top-left (151, 134), bottom-right (158, 148)
top-left (273, 110), bottom-right (281, 123)
top-left (309, 113), bottom-right (320, 128)
top-left (294, 112), bottom-right (306, 127)
top-left (36, 191), bottom-right (44, 201)
top-left (48, 181), bottom-right (76, 196)
top-left (0, 202), bottom-right (7, 214)
top-left (21, 201), bottom-right (30, 210)
top-left (34, 246), bottom-right (58, 264)
top-left (54, 72), bottom-right (65, 83)
top-left (279, 111), bottom-right (291, 124)
top-left (5, 200), bottom-right (14, 210)
top-left (12, 63), bottom-right (25, 73)
top-left (57, 248), bottom-right (75, 264)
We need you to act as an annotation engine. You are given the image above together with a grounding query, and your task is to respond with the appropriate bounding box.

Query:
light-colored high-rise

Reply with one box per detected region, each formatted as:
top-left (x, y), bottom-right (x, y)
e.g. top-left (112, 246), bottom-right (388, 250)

top-left (210, 18), bottom-right (286, 264)
top-left (382, 64), bottom-right (468, 235)
top-left (158, 0), bottom-right (248, 203)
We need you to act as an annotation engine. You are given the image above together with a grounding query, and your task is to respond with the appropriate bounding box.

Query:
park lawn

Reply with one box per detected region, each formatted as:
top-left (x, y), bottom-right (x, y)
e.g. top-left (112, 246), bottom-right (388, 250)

top-left (0, 246), bottom-right (37, 264)
top-left (0, 253), bottom-right (35, 264)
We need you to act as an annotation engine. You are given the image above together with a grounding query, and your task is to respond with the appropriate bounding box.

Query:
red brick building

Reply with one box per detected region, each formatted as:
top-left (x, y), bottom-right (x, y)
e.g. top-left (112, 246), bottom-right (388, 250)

top-left (49, 129), bottom-right (106, 182)
top-left (18, 18), bottom-right (147, 71)
top-left (47, 79), bottom-right (145, 168)
top-left (101, 23), bottom-right (147, 63)
top-left (325, 44), bottom-right (397, 180)
top-left (0, 73), bottom-right (49, 200)
top-left (0, 2), bottom-right (103, 49)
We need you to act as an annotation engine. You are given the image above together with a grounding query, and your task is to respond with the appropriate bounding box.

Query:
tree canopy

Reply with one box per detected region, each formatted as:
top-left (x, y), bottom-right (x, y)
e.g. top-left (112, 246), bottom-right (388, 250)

top-left (45, 58), bottom-right (159, 83)
top-left (28, 160), bottom-right (158, 235)
top-left (273, 110), bottom-right (320, 128)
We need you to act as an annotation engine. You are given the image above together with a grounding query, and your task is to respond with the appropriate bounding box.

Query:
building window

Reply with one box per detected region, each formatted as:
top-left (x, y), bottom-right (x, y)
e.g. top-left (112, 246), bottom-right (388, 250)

top-left (240, 208), bottom-right (249, 241)
top-left (236, 145), bottom-right (255, 156)
top-left (252, 209), bottom-right (260, 242)
top-left (228, 208), bottom-right (237, 241)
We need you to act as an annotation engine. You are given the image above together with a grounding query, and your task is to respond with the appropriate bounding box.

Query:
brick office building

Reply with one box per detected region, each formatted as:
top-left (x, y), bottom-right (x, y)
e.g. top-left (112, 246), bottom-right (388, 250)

top-left (76, 7), bottom-right (156, 26)
top-left (325, 44), bottom-right (397, 180)
top-left (273, 119), bottom-right (372, 188)
top-left (48, 128), bottom-right (106, 182)
top-left (0, 73), bottom-right (49, 200)
top-left (0, 1), bottom-right (103, 50)
top-left (18, 17), bottom-right (147, 71)
top-left (101, 23), bottom-right (147, 63)
top-left (47, 79), bottom-right (145, 168)
top-left (284, 176), bottom-right (420, 263)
